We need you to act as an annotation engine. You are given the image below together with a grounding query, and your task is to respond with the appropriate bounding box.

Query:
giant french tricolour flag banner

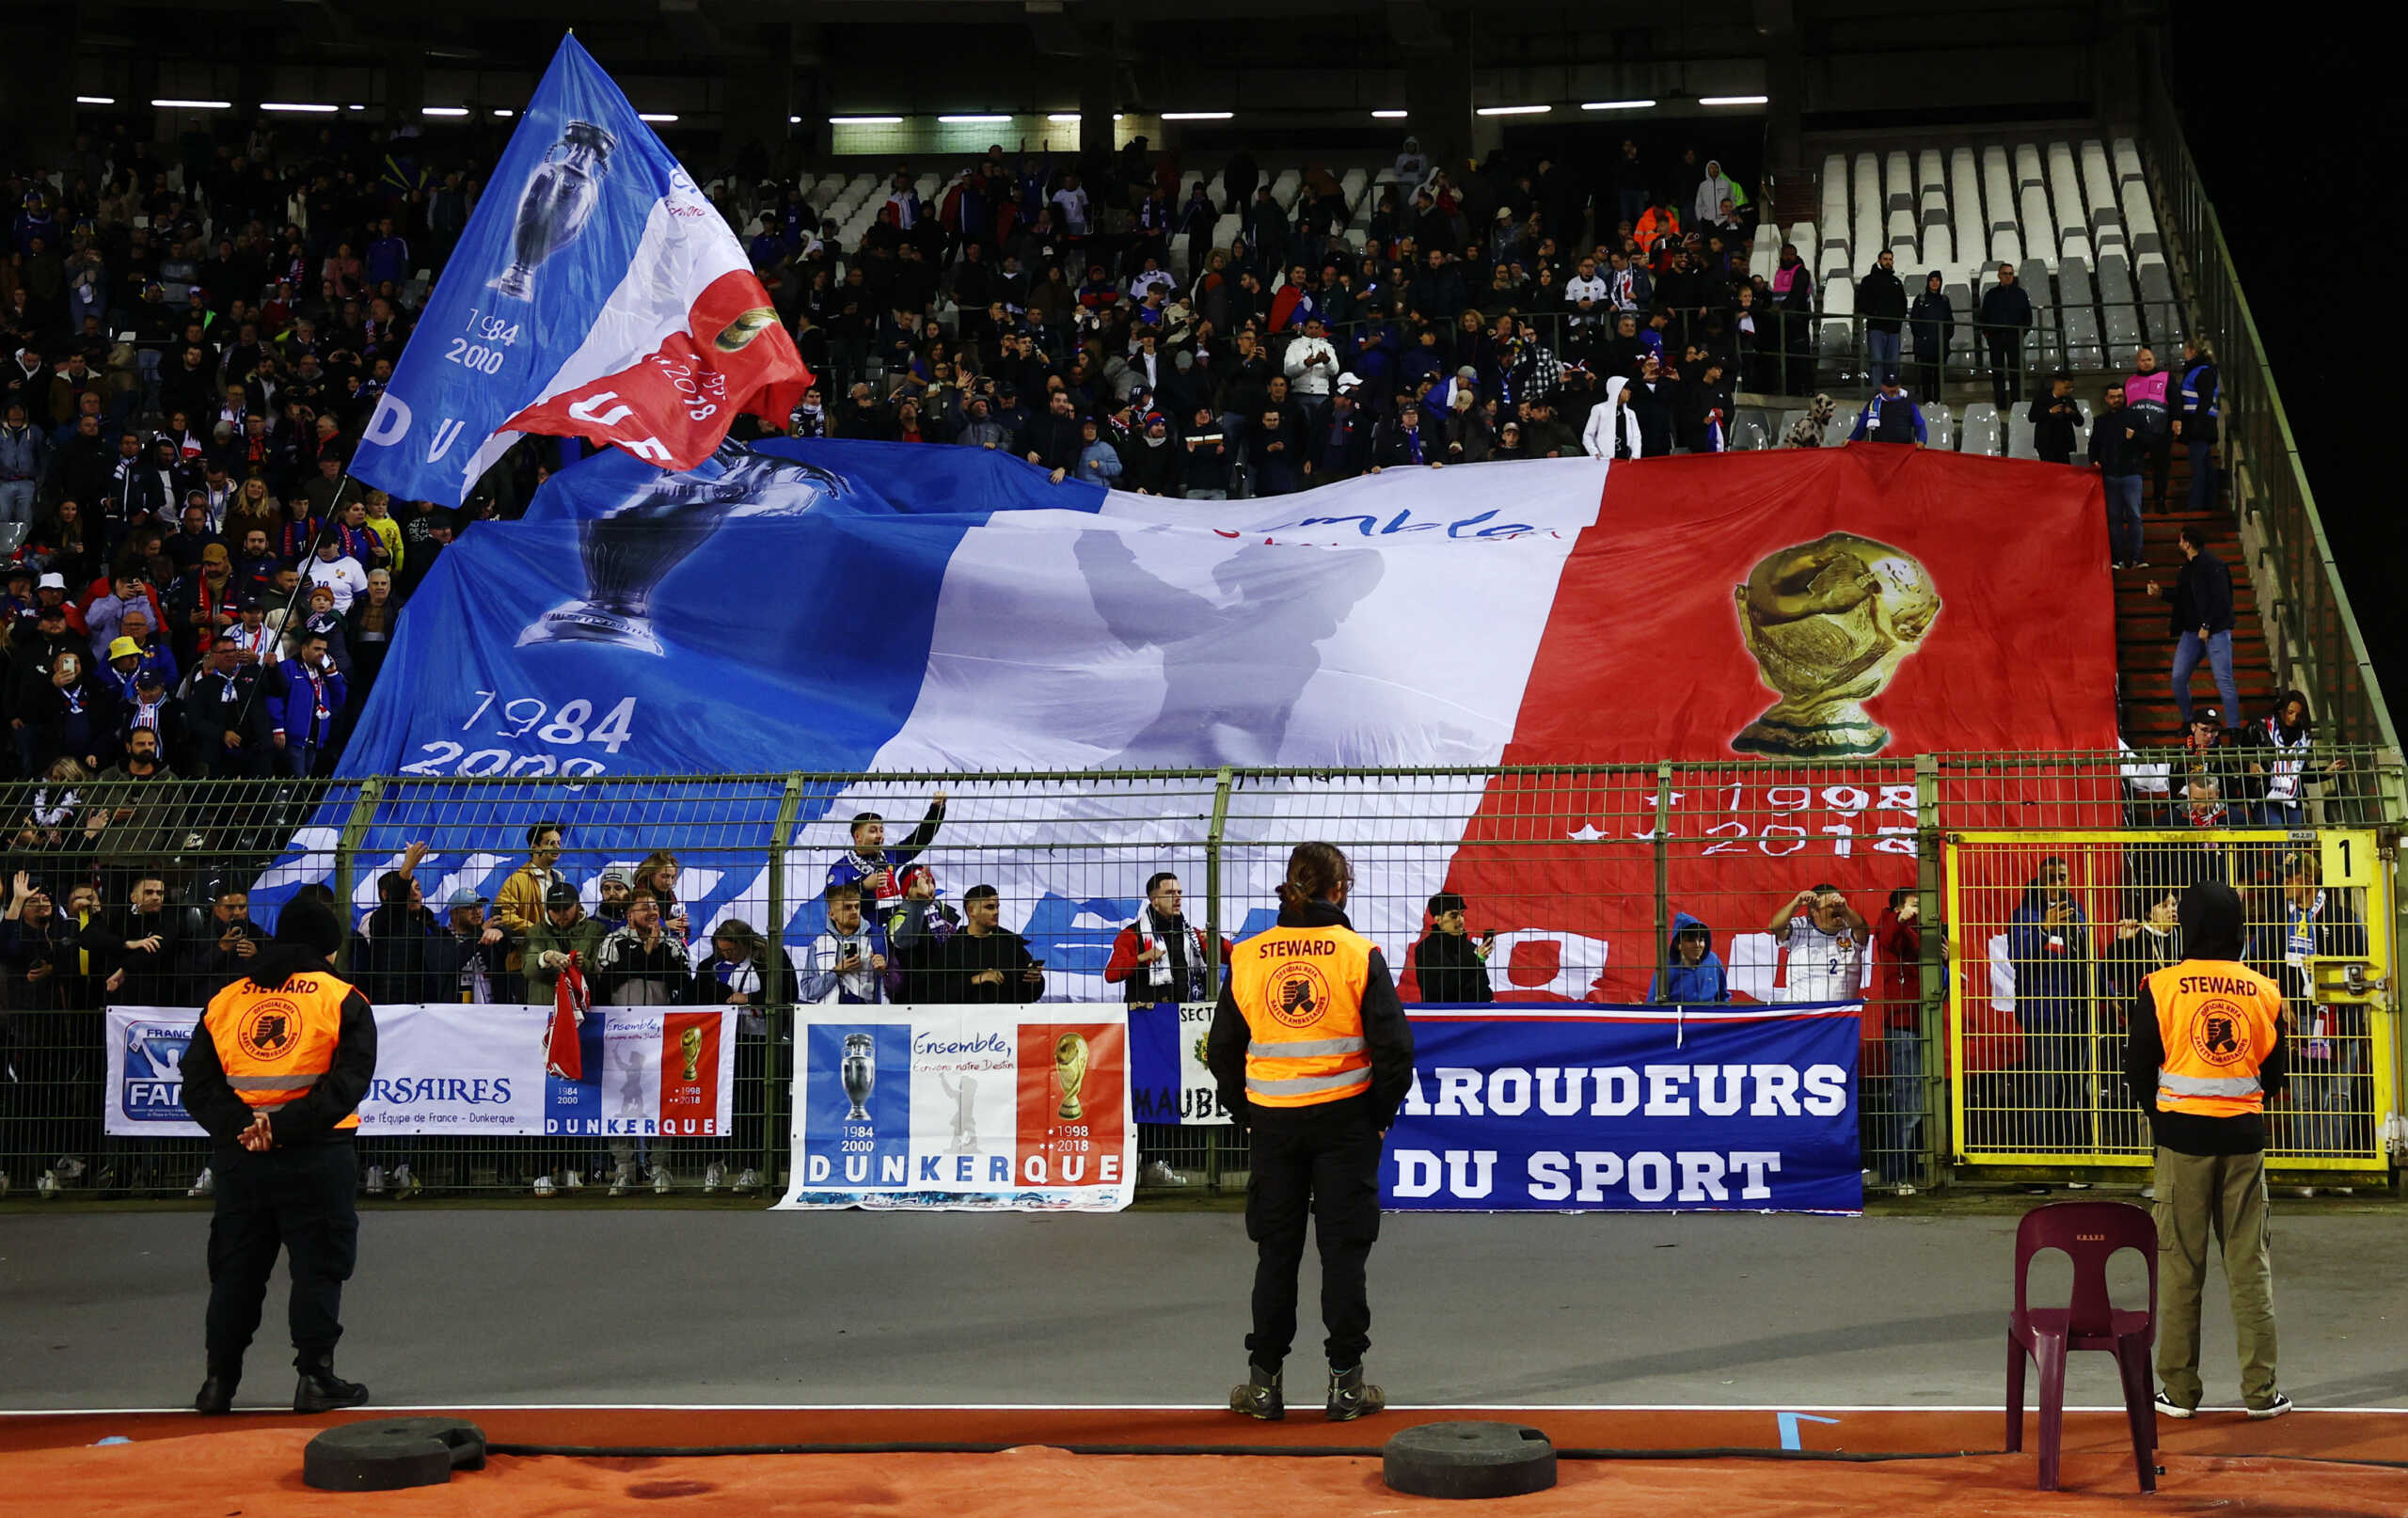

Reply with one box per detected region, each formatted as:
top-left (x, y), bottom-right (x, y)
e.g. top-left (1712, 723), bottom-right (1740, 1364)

top-left (277, 441), bottom-right (2114, 1001)
top-left (350, 36), bottom-right (806, 507)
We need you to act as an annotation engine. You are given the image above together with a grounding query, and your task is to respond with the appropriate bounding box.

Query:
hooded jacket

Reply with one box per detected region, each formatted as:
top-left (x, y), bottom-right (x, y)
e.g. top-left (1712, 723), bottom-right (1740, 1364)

top-left (1581, 375), bottom-right (1645, 460)
top-left (1691, 162), bottom-right (1744, 229)
top-left (2123, 880), bottom-right (2289, 1156)
top-left (1648, 911), bottom-right (1729, 1004)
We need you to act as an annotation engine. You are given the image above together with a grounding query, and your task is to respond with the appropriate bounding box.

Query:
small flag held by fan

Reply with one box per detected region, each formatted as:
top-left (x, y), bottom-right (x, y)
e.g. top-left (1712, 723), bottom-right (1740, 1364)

top-left (547, 951), bottom-right (589, 1081)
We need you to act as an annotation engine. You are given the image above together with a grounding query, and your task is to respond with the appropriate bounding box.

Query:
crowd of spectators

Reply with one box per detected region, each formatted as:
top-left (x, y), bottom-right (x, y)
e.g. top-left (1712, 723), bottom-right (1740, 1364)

top-left (759, 134), bottom-right (1829, 477)
top-left (0, 109), bottom-right (2336, 1202)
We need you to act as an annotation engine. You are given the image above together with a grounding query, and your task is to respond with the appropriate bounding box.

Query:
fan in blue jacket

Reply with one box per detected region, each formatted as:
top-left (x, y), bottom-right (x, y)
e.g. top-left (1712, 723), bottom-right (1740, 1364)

top-left (1648, 910), bottom-right (1730, 1004)
top-left (268, 631), bottom-right (346, 778)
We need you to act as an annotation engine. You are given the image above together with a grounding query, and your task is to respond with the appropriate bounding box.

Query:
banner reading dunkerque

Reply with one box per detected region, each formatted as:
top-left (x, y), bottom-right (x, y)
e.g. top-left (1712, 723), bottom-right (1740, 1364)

top-left (105, 1004), bottom-right (737, 1139)
top-left (776, 1004), bottom-right (1136, 1212)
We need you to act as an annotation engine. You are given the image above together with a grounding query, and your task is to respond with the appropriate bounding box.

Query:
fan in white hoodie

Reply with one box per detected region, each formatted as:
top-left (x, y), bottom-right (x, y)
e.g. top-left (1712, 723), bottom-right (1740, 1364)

top-left (1692, 160), bottom-right (1742, 228)
top-left (1580, 375), bottom-right (1646, 460)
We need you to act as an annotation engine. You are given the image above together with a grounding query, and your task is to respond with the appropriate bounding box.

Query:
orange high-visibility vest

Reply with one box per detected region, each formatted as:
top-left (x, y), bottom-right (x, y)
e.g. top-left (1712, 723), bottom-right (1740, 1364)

top-left (202, 972), bottom-right (359, 1129)
top-left (2145, 961), bottom-right (2283, 1119)
top-left (1229, 924), bottom-right (1373, 1108)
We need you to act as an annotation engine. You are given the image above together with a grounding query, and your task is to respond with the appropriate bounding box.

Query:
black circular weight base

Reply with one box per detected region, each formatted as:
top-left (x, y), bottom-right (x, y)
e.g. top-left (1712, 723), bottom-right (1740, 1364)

top-left (1384, 1420), bottom-right (1559, 1500)
top-left (302, 1416), bottom-right (488, 1492)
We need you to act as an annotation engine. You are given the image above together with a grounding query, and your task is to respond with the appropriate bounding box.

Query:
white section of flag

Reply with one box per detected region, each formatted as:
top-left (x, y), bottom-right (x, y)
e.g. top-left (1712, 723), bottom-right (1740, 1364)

top-left (840, 459), bottom-right (1602, 982)
top-left (457, 169), bottom-right (753, 491)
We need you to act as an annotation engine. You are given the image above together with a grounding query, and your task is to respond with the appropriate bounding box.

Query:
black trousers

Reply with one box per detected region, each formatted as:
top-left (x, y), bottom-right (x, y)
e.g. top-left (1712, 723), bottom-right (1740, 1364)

top-left (1244, 1097), bottom-right (1383, 1371)
top-left (2141, 432), bottom-right (2173, 504)
top-left (1987, 332), bottom-right (2024, 410)
top-left (205, 1138), bottom-right (359, 1372)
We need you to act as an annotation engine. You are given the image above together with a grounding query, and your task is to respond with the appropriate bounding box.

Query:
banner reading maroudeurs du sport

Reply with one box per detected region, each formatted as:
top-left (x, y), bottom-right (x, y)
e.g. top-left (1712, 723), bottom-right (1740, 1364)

top-left (1382, 1004), bottom-right (1863, 1214)
top-left (104, 1004), bottom-right (737, 1139)
top-left (776, 1005), bottom-right (1135, 1211)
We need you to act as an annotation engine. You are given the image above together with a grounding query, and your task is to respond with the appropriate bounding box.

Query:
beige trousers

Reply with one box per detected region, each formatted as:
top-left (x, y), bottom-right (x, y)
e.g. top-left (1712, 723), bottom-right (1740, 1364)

top-left (2152, 1145), bottom-right (2279, 1410)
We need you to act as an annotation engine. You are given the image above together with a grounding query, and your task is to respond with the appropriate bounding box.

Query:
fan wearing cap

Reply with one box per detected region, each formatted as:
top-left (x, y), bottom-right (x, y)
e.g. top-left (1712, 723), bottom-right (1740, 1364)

top-left (115, 660), bottom-right (182, 761)
top-left (179, 895), bottom-right (379, 1416)
top-left (1117, 411), bottom-right (1182, 496)
top-left (220, 587), bottom-right (275, 664)
top-left (31, 570), bottom-right (87, 634)
top-left (525, 880), bottom-right (607, 1001)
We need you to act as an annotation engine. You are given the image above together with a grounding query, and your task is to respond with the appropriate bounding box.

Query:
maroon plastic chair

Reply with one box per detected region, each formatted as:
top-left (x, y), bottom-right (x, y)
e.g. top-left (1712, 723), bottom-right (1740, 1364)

top-left (2005, 1200), bottom-right (2159, 1492)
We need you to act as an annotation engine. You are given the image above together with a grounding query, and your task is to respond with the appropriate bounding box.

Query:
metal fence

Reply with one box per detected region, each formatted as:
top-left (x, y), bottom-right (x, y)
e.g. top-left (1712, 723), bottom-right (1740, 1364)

top-left (2141, 74), bottom-right (2398, 755)
top-left (1946, 829), bottom-right (2395, 1181)
top-left (0, 748), bottom-right (2396, 1199)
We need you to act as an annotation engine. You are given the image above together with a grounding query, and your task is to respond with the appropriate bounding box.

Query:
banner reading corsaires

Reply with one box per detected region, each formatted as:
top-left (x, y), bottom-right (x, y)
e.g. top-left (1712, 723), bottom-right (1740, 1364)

top-left (103, 1004), bottom-right (736, 1138)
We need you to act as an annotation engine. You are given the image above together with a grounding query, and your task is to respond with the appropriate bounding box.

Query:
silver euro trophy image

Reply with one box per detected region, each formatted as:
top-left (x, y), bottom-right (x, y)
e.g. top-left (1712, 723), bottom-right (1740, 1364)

top-left (516, 444), bottom-right (848, 656)
top-left (839, 1033), bottom-right (877, 1123)
top-left (489, 119), bottom-right (616, 301)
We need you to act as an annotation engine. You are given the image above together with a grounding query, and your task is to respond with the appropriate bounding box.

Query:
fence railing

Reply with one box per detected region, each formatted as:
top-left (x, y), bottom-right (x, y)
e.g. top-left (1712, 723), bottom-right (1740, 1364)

top-left (2141, 75), bottom-right (2397, 754)
top-left (0, 749), bottom-right (2398, 1197)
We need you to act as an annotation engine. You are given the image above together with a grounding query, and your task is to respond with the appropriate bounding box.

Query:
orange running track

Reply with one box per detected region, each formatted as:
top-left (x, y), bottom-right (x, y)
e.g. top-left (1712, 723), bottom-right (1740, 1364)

top-left (6, 1405), bottom-right (2403, 1515)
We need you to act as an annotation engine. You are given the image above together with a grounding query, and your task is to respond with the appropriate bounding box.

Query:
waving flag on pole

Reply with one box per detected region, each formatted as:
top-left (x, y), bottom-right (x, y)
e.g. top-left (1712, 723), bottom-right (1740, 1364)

top-left (350, 33), bottom-right (809, 506)
top-left (546, 951), bottom-right (589, 1082)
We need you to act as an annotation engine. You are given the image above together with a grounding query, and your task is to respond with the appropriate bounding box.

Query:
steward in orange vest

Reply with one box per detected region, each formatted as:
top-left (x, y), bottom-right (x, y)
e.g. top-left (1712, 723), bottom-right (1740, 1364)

top-left (2122, 878), bottom-right (2290, 1420)
top-left (1208, 842), bottom-right (1413, 1424)
top-left (180, 896), bottom-right (379, 1418)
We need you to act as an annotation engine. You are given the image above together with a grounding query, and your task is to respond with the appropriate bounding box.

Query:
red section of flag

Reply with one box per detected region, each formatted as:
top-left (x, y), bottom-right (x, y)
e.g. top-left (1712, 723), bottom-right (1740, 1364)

top-left (1014, 1021), bottom-right (1126, 1189)
top-left (1417, 445), bottom-right (2120, 1004)
top-left (659, 1011), bottom-right (724, 1135)
top-left (507, 268), bottom-right (810, 471)
top-left (545, 954), bottom-right (587, 1081)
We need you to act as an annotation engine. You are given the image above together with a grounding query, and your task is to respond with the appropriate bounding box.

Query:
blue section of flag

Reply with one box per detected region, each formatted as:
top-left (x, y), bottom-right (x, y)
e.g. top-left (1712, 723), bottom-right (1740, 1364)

top-left (543, 1020), bottom-right (609, 1134)
top-left (236, 438), bottom-right (1115, 936)
top-left (350, 36), bottom-right (682, 505)
top-left (1382, 1008), bottom-right (1863, 1213)
top-left (1125, 1003), bottom-right (1183, 1124)
top-left (802, 1022), bottom-right (912, 1188)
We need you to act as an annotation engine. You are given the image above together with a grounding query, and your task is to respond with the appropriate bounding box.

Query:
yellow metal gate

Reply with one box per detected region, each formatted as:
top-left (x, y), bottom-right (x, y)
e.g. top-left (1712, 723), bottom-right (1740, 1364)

top-left (1944, 830), bottom-right (2396, 1177)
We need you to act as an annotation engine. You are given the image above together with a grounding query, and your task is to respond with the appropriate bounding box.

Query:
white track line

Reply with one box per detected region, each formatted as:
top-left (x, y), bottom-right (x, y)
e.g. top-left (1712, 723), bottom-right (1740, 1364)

top-left (8, 1402), bottom-right (2405, 1416)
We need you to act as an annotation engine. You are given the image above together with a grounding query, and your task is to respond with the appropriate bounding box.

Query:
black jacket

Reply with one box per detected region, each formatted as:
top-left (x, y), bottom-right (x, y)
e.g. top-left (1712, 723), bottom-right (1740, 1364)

top-left (1206, 898), bottom-right (1416, 1130)
top-left (2027, 393), bottom-right (2083, 463)
top-left (1412, 929), bottom-right (1494, 1004)
top-left (2090, 403), bottom-right (2142, 478)
top-left (2167, 548), bottom-right (2235, 637)
top-left (1977, 282), bottom-right (2033, 334)
top-left (1908, 288), bottom-right (1954, 354)
top-left (183, 663), bottom-right (277, 753)
top-left (113, 905), bottom-right (185, 1005)
top-left (1307, 405), bottom-right (1374, 481)
top-left (932, 925), bottom-right (1042, 1004)
top-left (1857, 264), bottom-right (1908, 334)
top-left (179, 944), bottom-right (377, 1147)
top-left (1015, 412), bottom-right (1085, 472)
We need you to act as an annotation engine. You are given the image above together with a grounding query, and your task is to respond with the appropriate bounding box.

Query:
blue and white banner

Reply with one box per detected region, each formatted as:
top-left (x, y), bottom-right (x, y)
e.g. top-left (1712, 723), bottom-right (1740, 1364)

top-left (1383, 1004), bottom-right (1863, 1213)
top-left (351, 36), bottom-right (802, 505)
top-left (776, 1004), bottom-right (1136, 1212)
top-left (103, 1004), bottom-right (737, 1139)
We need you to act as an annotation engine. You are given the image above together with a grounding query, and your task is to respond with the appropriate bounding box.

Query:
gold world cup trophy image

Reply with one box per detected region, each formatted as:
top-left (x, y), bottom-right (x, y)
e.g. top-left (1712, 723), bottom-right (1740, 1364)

top-left (679, 1024), bottom-right (703, 1083)
top-left (1731, 532), bottom-right (1940, 758)
top-left (1054, 1032), bottom-right (1090, 1122)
